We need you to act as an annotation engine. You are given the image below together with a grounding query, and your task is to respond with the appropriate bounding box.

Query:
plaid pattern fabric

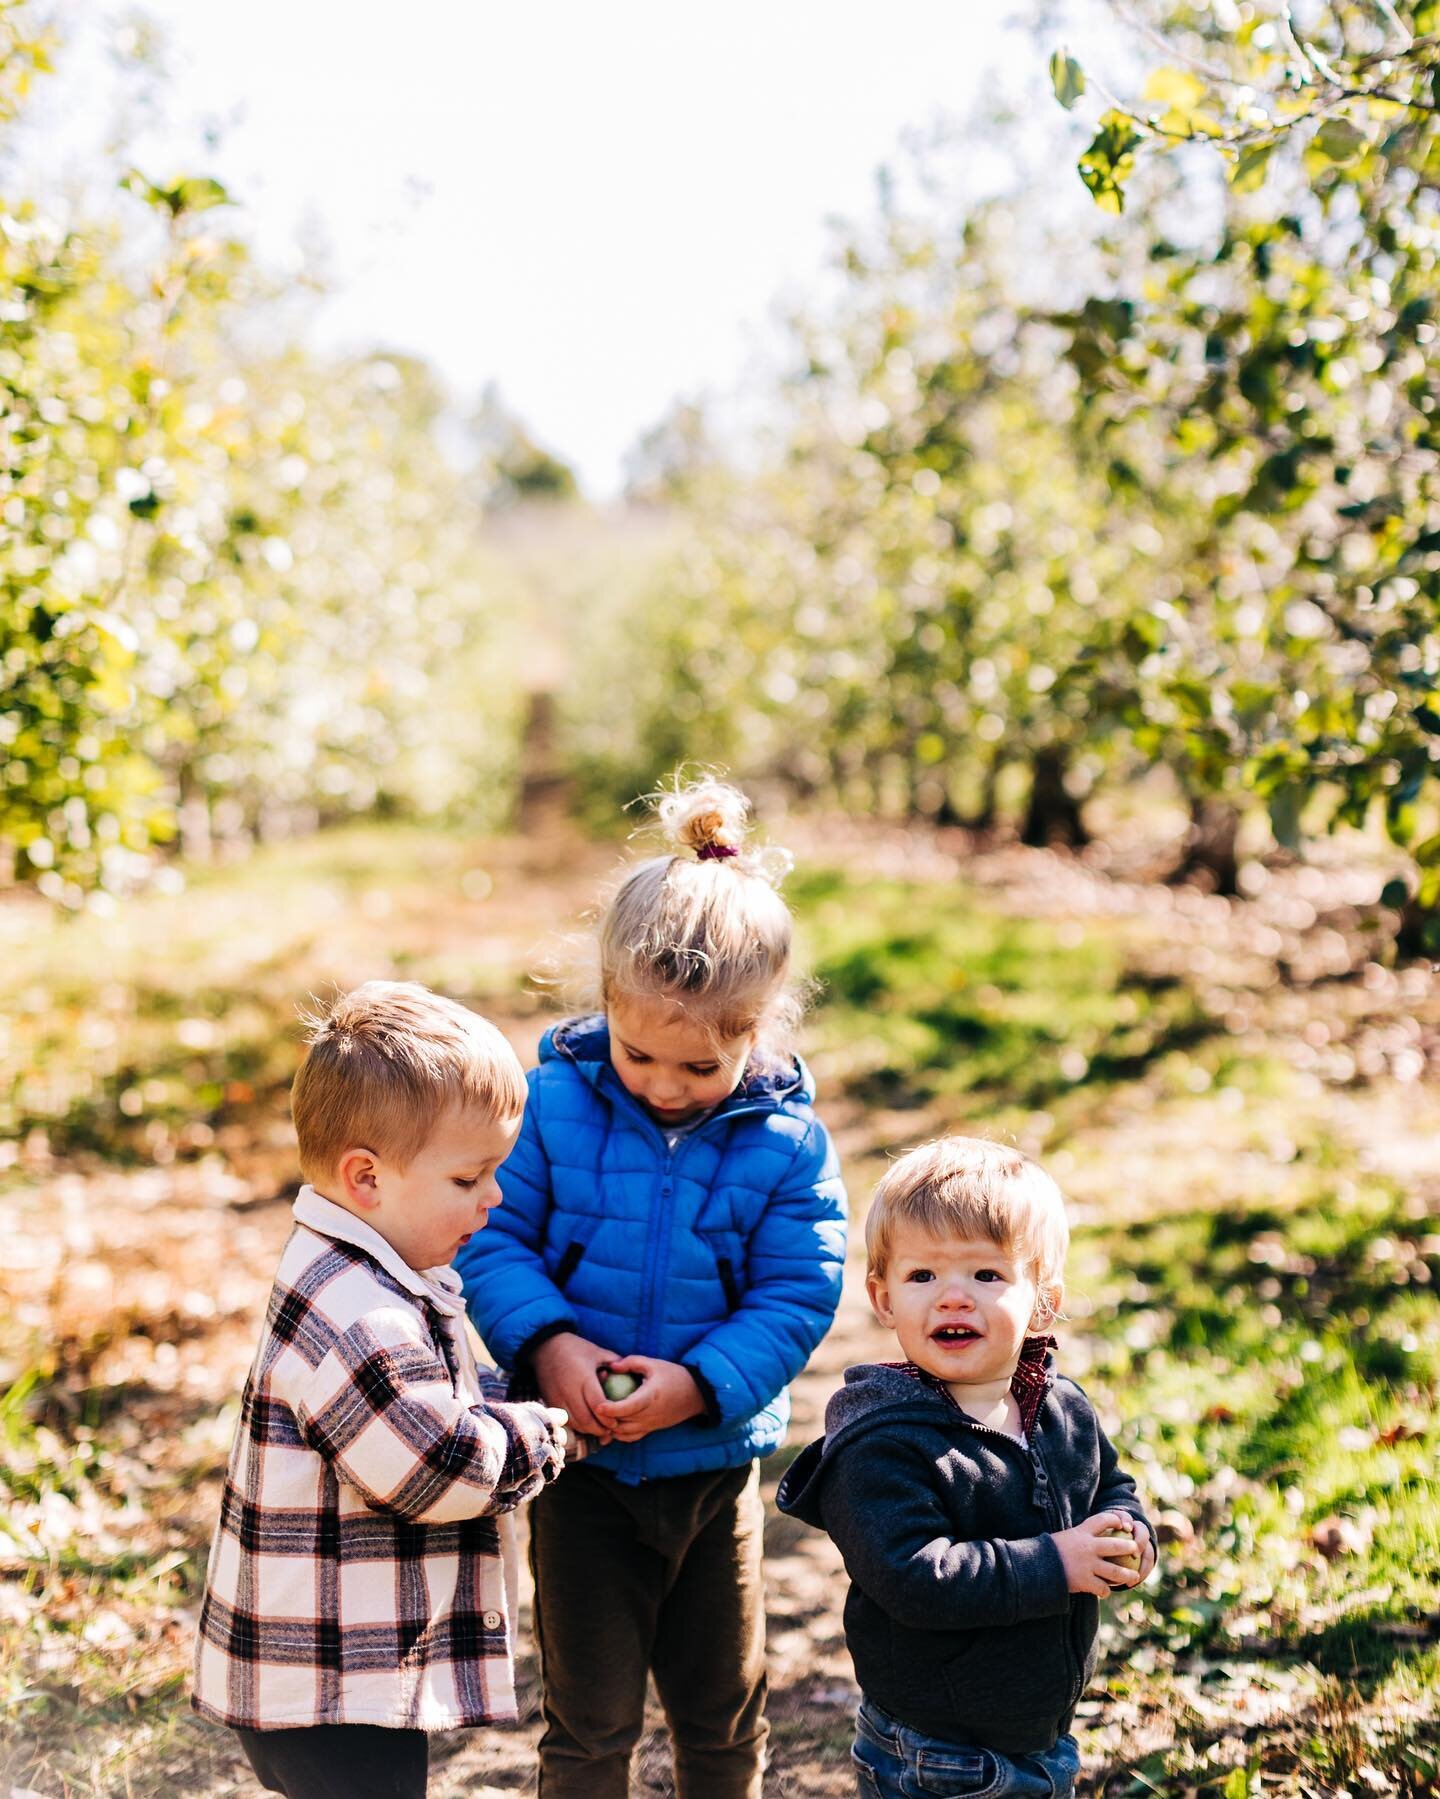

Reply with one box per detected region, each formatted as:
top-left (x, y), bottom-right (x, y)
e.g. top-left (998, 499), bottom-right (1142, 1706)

top-left (193, 1188), bottom-right (564, 1732)
top-left (887, 1334), bottom-right (1058, 1438)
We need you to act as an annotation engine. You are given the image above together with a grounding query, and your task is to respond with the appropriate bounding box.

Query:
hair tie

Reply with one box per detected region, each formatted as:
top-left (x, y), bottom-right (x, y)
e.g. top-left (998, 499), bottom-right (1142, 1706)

top-left (696, 842), bottom-right (740, 861)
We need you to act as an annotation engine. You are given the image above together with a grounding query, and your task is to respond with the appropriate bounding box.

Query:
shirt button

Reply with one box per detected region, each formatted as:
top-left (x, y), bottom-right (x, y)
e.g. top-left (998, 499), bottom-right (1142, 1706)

top-left (481, 1610), bottom-right (504, 1631)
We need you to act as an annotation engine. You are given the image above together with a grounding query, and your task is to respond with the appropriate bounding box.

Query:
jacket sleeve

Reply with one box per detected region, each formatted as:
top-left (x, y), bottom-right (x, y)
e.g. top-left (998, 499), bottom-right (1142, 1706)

top-left (682, 1116), bottom-right (847, 1430)
top-left (820, 1429), bottom-right (1072, 1630)
top-left (455, 1074), bottom-right (579, 1368)
top-left (290, 1307), bottom-right (564, 1523)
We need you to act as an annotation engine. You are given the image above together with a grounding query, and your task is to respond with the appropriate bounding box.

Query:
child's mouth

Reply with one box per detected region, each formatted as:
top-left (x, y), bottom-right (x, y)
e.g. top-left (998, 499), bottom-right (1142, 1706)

top-left (931, 1325), bottom-right (980, 1344)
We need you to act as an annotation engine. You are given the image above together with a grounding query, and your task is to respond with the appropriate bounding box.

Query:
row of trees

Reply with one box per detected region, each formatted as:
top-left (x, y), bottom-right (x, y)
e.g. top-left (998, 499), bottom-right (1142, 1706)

top-left (5, 1), bottom-right (1436, 954)
top-left (1, 2), bottom-right (589, 903)
top-left (561, 0), bottom-right (1440, 949)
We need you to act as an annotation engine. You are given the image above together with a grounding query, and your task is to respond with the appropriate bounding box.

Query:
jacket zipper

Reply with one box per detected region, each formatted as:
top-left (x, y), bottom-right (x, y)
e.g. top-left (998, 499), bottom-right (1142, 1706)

top-left (947, 1413), bottom-right (1085, 1710)
top-left (599, 1072), bottom-right (776, 1480)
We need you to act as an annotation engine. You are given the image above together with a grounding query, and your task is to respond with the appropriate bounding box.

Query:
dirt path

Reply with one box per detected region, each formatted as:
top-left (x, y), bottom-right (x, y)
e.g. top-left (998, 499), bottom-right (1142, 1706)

top-left (6, 818), bottom-right (1437, 1796)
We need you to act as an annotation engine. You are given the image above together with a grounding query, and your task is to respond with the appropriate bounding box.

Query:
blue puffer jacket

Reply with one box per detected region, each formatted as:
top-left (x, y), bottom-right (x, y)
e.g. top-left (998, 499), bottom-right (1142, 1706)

top-left (457, 1015), bottom-right (848, 1484)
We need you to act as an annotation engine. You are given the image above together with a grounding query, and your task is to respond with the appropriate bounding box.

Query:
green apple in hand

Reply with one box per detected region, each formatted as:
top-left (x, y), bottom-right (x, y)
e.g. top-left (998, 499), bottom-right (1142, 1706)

top-left (598, 1364), bottom-right (640, 1402)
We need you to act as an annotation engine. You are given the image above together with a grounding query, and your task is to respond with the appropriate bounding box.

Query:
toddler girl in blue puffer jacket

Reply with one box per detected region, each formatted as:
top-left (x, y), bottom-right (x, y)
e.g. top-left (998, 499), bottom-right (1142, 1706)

top-left (458, 775), bottom-right (847, 1799)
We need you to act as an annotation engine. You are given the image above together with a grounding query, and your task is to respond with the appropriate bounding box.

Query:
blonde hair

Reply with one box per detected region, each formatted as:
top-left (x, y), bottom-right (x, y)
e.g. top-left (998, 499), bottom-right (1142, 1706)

top-left (291, 981), bottom-right (527, 1184)
top-left (598, 775), bottom-right (801, 1057)
top-left (866, 1136), bottom-right (1069, 1328)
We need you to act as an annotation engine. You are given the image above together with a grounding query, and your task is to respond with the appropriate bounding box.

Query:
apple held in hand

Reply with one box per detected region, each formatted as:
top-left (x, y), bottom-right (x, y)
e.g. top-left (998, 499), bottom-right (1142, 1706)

top-left (1100, 1522), bottom-right (1141, 1572)
top-left (598, 1364), bottom-right (641, 1402)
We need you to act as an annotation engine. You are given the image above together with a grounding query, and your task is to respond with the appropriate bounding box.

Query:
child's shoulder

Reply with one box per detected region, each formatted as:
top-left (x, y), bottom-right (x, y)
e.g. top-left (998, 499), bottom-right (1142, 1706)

top-left (270, 1223), bottom-right (431, 1350)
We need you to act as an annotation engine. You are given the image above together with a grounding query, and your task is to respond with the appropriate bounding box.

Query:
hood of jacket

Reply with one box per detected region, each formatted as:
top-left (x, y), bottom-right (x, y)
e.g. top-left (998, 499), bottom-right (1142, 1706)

top-left (776, 1351), bottom-right (1060, 1527)
top-left (778, 1362), bottom-right (965, 1527)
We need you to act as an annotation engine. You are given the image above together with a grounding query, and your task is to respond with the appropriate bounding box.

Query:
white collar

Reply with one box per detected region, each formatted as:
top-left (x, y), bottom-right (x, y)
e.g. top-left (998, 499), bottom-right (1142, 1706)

top-left (292, 1185), bottom-right (466, 1318)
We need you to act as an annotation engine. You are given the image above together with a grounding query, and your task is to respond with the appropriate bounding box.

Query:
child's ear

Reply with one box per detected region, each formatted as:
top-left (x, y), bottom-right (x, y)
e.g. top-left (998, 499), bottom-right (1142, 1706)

top-left (865, 1271), bottom-right (895, 1328)
top-left (1029, 1280), bottom-right (1063, 1334)
top-left (336, 1146), bottom-right (383, 1211)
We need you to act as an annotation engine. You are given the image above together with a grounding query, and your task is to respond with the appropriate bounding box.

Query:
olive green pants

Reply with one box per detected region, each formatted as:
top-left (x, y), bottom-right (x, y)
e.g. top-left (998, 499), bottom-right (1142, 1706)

top-left (528, 1460), bottom-right (768, 1799)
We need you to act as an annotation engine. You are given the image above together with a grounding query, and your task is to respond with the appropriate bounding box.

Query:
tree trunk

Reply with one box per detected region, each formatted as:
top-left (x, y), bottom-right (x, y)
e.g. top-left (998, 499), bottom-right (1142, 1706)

top-left (1171, 794), bottom-right (1240, 896)
top-left (937, 762), bottom-right (1001, 833)
top-left (1021, 750), bottom-right (1087, 849)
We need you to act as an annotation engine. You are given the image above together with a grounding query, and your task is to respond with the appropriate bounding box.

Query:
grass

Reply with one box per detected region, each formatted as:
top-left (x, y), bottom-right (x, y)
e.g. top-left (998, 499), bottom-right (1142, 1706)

top-left (1, 824), bottom-right (1437, 1795)
top-left (789, 863), bottom-right (1439, 1795)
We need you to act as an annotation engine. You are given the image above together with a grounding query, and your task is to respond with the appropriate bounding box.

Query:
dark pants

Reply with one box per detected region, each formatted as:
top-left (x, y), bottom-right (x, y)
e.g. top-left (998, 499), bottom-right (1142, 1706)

top-left (235, 1724), bottom-right (428, 1799)
top-left (528, 1459), bottom-right (768, 1799)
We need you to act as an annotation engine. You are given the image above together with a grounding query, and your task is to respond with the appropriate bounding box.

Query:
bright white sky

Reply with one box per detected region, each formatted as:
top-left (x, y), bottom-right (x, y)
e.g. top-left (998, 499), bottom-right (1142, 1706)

top-left (38, 3), bottom-right (1095, 495)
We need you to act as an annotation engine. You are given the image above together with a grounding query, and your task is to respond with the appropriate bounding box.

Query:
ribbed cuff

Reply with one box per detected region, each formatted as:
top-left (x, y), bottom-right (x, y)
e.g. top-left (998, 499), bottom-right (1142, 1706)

top-left (682, 1363), bottom-right (723, 1426)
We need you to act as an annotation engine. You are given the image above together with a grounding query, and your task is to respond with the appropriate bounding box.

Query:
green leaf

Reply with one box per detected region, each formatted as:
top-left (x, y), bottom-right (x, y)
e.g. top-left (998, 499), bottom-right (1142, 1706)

top-left (1223, 1769), bottom-right (1251, 1799)
top-left (1414, 834), bottom-right (1440, 869)
top-left (1049, 49), bottom-right (1086, 111)
top-left (117, 168), bottom-right (231, 217)
top-left (1311, 118), bottom-right (1366, 164)
top-left (1078, 112), bottom-right (1143, 215)
top-left (170, 175), bottom-right (231, 216)
top-left (1381, 878), bottom-right (1413, 908)
top-left (1228, 141), bottom-right (1275, 193)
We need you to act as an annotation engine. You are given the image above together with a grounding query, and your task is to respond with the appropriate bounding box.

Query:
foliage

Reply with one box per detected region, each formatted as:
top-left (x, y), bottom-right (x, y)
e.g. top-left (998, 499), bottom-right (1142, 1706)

top-left (0, 7), bottom-right (527, 902)
top-left (1053, 2), bottom-right (1440, 943)
top-left (472, 384), bottom-right (580, 508)
top-left (567, 204), bottom-right (1163, 838)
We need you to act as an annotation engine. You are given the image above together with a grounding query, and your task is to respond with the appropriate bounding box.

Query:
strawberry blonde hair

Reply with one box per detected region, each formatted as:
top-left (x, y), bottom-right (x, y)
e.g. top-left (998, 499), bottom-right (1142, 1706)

top-left (866, 1136), bottom-right (1069, 1329)
top-left (597, 776), bottom-right (803, 1063)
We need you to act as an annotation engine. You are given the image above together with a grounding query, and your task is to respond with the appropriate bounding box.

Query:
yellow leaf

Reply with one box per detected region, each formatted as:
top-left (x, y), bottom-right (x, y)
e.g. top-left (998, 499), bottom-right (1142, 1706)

top-left (1160, 107), bottom-right (1224, 138)
top-left (1143, 66), bottom-right (1206, 112)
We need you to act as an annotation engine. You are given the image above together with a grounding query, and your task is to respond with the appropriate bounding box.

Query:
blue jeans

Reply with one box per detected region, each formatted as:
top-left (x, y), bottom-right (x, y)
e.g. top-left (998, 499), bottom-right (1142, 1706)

top-left (851, 1698), bottom-right (1080, 1798)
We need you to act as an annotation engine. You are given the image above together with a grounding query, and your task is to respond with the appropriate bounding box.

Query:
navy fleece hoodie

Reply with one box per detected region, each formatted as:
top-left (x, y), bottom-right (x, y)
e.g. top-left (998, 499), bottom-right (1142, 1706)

top-left (775, 1359), bottom-right (1154, 1754)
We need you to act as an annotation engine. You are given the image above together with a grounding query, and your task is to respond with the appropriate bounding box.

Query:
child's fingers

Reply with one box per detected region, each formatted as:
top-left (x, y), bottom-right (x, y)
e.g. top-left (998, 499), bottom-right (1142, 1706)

top-left (571, 1378), bottom-right (614, 1439)
top-left (594, 1388), bottom-right (649, 1420)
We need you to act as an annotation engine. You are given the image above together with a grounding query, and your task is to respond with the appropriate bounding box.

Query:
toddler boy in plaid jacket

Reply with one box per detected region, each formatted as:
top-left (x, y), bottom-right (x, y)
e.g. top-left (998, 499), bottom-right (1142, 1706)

top-left (193, 982), bottom-right (568, 1799)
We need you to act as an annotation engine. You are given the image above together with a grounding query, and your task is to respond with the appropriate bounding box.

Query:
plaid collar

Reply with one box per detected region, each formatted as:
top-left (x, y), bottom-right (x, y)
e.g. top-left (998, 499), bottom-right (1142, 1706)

top-left (292, 1186), bottom-right (467, 1318)
top-left (885, 1333), bottom-right (1057, 1438)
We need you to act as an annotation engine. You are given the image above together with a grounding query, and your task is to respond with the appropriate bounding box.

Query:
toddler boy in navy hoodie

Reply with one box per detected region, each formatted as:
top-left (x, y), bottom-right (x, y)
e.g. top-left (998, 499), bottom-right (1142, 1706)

top-left (777, 1136), bottom-right (1156, 1799)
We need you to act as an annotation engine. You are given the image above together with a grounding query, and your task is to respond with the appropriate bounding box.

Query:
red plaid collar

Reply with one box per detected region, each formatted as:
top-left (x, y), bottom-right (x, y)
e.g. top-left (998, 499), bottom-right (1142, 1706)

top-left (884, 1333), bottom-right (1057, 1438)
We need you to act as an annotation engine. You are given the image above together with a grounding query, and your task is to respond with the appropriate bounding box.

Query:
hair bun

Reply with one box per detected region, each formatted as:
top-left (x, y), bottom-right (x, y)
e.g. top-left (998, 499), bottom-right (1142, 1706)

top-left (656, 777), bottom-right (751, 858)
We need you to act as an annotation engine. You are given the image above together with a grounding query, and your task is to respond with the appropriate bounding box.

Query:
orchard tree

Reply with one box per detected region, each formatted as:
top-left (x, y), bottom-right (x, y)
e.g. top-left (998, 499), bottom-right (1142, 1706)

top-left (1052, 0), bottom-right (1440, 940)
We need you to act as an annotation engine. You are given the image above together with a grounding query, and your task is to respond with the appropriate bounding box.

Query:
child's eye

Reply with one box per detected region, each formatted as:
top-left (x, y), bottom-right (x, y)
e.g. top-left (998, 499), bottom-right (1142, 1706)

top-left (453, 1177), bottom-right (479, 1190)
top-left (975, 1269), bottom-right (1006, 1282)
top-left (685, 1064), bottom-right (719, 1077)
top-left (906, 1269), bottom-right (934, 1283)
top-left (624, 1047), bottom-right (651, 1064)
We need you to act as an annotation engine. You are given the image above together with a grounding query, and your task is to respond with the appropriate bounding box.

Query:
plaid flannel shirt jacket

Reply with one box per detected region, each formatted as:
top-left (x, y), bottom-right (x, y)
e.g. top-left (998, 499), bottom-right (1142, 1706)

top-left (192, 1187), bottom-right (563, 1733)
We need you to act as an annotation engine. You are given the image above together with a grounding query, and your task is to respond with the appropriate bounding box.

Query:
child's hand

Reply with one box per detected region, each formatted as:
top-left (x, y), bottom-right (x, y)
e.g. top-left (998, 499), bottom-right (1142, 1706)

top-left (591, 1356), bottom-right (705, 1441)
top-left (530, 1334), bottom-right (619, 1440)
top-left (1051, 1511), bottom-right (1149, 1596)
top-left (538, 1405), bottom-right (569, 1458)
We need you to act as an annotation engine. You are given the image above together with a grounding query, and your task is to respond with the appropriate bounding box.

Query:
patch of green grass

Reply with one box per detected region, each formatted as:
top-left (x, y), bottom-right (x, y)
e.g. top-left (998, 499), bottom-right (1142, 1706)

top-left (0, 822), bottom-right (530, 1163)
top-left (791, 865), bottom-right (1439, 1788)
top-left (791, 871), bottom-right (1216, 1133)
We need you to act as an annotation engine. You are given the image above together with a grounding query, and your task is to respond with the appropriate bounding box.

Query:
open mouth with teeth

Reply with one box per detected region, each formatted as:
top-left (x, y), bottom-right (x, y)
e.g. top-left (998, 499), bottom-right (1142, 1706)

top-left (931, 1325), bottom-right (981, 1343)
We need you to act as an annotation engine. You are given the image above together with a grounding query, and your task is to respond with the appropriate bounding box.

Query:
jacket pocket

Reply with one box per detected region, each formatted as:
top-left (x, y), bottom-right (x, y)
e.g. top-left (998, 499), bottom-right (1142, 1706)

top-left (552, 1240), bottom-right (585, 1291)
top-left (716, 1254), bottom-right (741, 1314)
top-left (940, 1620), bottom-right (1070, 1743)
top-left (700, 1230), bottom-right (745, 1314)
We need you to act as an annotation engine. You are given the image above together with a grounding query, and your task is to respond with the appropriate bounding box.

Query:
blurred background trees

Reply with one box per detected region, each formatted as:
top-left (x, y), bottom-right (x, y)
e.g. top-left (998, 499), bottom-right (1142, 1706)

top-left (3, 0), bottom-right (1437, 956)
